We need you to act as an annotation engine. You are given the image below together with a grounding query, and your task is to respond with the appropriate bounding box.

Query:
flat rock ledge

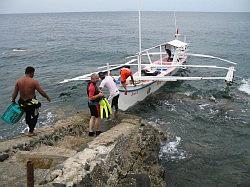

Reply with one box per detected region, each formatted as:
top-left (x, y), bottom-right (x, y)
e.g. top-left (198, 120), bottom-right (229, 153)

top-left (42, 118), bottom-right (166, 187)
top-left (0, 111), bottom-right (167, 187)
top-left (0, 111), bottom-right (91, 161)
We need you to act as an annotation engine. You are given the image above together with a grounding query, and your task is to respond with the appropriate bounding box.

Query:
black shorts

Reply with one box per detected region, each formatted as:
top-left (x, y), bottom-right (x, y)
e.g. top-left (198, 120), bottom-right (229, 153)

top-left (111, 94), bottom-right (119, 111)
top-left (88, 104), bottom-right (100, 118)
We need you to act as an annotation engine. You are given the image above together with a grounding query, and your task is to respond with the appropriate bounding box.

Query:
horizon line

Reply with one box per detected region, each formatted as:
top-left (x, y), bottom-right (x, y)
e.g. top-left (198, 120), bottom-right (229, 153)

top-left (0, 10), bottom-right (249, 15)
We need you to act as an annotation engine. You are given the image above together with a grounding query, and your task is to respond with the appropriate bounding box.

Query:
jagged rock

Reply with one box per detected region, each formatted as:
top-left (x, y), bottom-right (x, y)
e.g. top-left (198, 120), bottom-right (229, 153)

top-left (0, 153), bottom-right (9, 162)
top-left (0, 112), bottom-right (167, 186)
top-left (43, 117), bottom-right (166, 187)
top-left (84, 162), bottom-right (90, 171)
top-left (40, 169), bottom-right (63, 185)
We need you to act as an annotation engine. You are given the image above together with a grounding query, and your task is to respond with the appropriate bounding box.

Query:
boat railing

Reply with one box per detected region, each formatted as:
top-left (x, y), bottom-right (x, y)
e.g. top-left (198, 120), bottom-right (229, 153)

top-left (98, 62), bottom-right (235, 73)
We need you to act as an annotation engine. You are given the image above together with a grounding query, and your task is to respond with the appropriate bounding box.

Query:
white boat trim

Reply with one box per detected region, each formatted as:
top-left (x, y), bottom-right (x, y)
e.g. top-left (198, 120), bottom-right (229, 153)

top-left (187, 53), bottom-right (237, 65)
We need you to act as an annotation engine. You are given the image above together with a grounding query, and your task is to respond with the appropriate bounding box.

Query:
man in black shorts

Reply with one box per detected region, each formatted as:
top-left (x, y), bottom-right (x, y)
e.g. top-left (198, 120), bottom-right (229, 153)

top-left (87, 73), bottom-right (103, 136)
top-left (99, 72), bottom-right (119, 118)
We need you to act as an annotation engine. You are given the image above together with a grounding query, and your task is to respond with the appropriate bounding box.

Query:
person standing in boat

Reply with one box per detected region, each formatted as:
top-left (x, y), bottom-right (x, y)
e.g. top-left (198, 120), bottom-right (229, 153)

top-left (120, 66), bottom-right (136, 95)
top-left (11, 66), bottom-right (51, 136)
top-left (99, 72), bottom-right (119, 118)
top-left (165, 47), bottom-right (172, 62)
top-left (87, 73), bottom-right (104, 136)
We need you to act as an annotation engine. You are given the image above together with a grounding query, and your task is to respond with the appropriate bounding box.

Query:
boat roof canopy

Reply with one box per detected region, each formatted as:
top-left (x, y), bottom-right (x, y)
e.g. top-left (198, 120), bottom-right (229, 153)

top-left (167, 39), bottom-right (187, 48)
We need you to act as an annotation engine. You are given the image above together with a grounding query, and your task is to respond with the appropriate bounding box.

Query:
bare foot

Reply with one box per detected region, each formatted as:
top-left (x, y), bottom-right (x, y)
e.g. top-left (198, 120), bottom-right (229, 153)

top-left (27, 132), bottom-right (37, 137)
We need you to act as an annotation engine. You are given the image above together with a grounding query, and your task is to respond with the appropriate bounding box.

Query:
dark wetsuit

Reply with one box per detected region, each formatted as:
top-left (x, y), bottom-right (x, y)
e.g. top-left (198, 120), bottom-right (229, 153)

top-left (18, 98), bottom-right (41, 133)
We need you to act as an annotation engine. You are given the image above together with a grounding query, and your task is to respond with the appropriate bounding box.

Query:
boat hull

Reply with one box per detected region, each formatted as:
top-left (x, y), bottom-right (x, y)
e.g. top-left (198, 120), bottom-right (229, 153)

top-left (118, 80), bottom-right (165, 111)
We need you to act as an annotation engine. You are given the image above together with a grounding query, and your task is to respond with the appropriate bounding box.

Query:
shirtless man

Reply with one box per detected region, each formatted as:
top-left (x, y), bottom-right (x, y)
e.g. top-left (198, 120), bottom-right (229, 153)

top-left (12, 66), bottom-right (51, 136)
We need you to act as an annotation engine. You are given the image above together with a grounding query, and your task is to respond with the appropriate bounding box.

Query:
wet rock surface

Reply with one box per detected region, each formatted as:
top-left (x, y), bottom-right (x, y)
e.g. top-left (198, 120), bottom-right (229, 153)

top-left (0, 111), bottom-right (167, 187)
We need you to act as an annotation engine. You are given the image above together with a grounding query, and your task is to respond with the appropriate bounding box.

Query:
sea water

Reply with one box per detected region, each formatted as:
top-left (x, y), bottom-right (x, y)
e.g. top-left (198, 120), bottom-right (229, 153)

top-left (0, 12), bottom-right (249, 186)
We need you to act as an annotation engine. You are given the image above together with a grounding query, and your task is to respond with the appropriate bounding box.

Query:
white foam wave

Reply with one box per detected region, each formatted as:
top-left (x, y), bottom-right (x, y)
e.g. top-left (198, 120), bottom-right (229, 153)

top-left (238, 79), bottom-right (250, 95)
top-left (198, 103), bottom-right (209, 110)
top-left (21, 126), bottom-right (29, 134)
top-left (183, 91), bottom-right (192, 97)
top-left (159, 136), bottom-right (187, 160)
top-left (18, 118), bottom-right (28, 133)
top-left (209, 108), bottom-right (219, 114)
top-left (163, 101), bottom-right (176, 111)
top-left (209, 95), bottom-right (217, 102)
top-left (147, 120), bottom-right (161, 127)
top-left (20, 111), bottom-right (54, 132)
top-left (12, 48), bottom-right (27, 52)
top-left (40, 112), bottom-right (54, 126)
top-left (241, 109), bottom-right (248, 113)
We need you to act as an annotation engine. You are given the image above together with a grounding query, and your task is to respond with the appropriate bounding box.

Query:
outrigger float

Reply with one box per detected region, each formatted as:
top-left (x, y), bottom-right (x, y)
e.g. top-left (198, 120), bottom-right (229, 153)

top-left (60, 12), bottom-right (236, 111)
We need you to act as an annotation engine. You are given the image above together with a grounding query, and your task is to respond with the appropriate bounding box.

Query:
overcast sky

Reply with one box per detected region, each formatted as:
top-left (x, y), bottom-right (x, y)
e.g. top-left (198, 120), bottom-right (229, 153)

top-left (0, 0), bottom-right (249, 14)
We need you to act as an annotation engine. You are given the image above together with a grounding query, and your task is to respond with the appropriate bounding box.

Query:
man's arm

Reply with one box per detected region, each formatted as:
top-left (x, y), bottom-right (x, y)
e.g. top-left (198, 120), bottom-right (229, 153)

top-left (11, 82), bottom-right (19, 102)
top-left (89, 90), bottom-right (103, 100)
top-left (89, 84), bottom-right (103, 100)
top-left (35, 81), bottom-right (51, 102)
top-left (89, 92), bottom-right (103, 100)
top-left (99, 80), bottom-right (105, 91)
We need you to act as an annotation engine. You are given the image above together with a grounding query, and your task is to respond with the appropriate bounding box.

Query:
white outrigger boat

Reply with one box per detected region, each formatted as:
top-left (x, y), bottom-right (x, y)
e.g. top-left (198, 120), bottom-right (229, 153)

top-left (60, 12), bottom-right (237, 111)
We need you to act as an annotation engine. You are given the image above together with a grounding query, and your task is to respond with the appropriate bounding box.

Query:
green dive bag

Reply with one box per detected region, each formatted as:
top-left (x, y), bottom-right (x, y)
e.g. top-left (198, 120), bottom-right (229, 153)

top-left (1, 103), bottom-right (24, 125)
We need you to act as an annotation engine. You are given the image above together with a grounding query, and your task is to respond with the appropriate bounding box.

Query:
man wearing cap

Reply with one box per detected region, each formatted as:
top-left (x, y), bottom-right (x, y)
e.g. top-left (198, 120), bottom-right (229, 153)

top-left (99, 72), bottom-right (119, 118)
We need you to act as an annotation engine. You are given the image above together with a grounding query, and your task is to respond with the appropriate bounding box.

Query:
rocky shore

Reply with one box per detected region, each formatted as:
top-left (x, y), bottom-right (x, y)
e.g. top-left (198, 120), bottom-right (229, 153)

top-left (0, 111), bottom-right (167, 187)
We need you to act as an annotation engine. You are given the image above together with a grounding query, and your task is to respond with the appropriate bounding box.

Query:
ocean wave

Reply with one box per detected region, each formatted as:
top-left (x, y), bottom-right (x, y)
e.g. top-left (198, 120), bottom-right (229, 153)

top-left (183, 91), bottom-right (193, 97)
top-left (40, 112), bottom-right (54, 126)
top-left (0, 48), bottom-right (29, 59)
top-left (21, 126), bottom-right (29, 134)
top-left (20, 111), bottom-right (55, 133)
top-left (159, 136), bottom-right (188, 161)
top-left (12, 48), bottom-right (27, 52)
top-left (163, 101), bottom-right (176, 111)
top-left (238, 79), bottom-right (250, 95)
top-left (147, 118), bottom-right (172, 128)
top-left (198, 103), bottom-right (210, 110)
top-left (209, 108), bottom-right (219, 114)
top-left (20, 118), bottom-right (29, 134)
